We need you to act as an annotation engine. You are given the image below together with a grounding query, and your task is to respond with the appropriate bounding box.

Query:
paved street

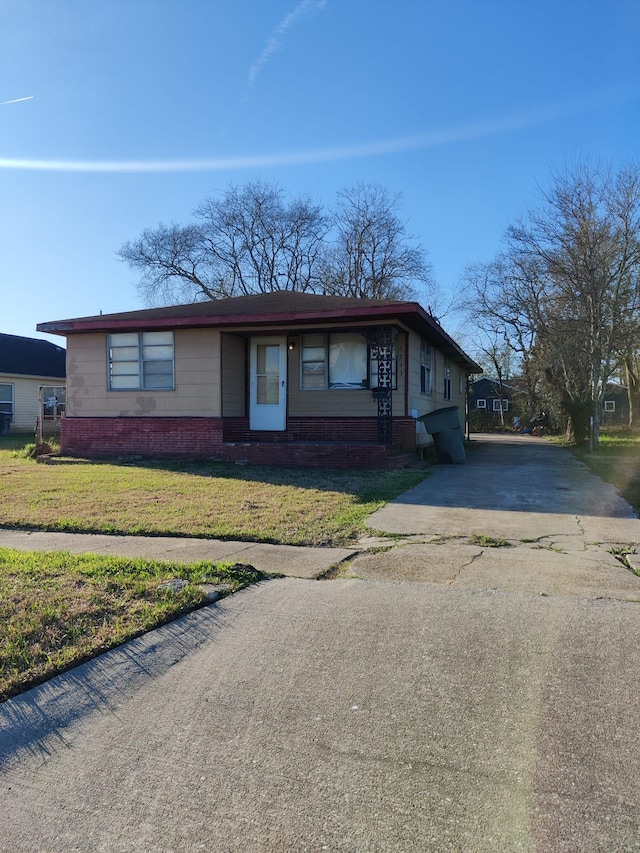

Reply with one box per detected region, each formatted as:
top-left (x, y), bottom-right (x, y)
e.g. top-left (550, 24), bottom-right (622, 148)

top-left (1, 434), bottom-right (639, 852)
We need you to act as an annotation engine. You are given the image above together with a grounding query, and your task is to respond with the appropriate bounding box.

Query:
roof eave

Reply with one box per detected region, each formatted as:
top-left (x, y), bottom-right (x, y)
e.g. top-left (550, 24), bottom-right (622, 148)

top-left (37, 301), bottom-right (481, 372)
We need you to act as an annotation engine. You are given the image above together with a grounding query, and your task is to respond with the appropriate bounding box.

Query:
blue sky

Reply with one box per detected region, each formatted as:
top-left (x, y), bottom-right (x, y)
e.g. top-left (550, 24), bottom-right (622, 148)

top-left (1, 0), bottom-right (639, 346)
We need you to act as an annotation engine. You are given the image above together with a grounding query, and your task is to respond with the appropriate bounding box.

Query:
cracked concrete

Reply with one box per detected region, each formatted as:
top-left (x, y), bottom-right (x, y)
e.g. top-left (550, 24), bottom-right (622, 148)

top-left (357, 434), bottom-right (640, 601)
top-left (2, 434), bottom-right (640, 601)
top-left (2, 433), bottom-right (640, 853)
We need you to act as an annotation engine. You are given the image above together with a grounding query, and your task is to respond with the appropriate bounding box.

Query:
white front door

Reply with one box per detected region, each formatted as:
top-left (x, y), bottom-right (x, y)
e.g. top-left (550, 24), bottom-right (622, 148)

top-left (249, 337), bottom-right (287, 431)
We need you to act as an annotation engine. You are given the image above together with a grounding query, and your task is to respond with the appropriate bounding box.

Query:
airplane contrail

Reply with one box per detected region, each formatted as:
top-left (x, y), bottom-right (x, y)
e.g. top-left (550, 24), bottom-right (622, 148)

top-left (0, 96), bottom-right (35, 106)
top-left (0, 86), bottom-right (632, 173)
top-left (247, 0), bottom-right (326, 91)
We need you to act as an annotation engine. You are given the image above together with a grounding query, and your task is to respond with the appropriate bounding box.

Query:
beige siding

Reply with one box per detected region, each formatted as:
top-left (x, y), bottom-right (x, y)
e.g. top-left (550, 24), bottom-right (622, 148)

top-left (65, 329), bottom-right (222, 417)
top-left (0, 374), bottom-right (65, 432)
top-left (221, 333), bottom-right (246, 416)
top-left (407, 332), bottom-right (468, 447)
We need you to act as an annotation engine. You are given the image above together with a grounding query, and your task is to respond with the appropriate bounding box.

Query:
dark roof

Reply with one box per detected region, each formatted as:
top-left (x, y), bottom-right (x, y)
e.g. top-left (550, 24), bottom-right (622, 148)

top-left (37, 291), bottom-right (481, 372)
top-left (0, 333), bottom-right (66, 379)
top-left (470, 377), bottom-right (526, 397)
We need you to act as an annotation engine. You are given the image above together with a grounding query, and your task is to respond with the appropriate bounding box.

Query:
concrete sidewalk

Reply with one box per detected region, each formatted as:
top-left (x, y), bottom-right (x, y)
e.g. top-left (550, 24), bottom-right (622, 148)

top-left (0, 528), bottom-right (356, 579)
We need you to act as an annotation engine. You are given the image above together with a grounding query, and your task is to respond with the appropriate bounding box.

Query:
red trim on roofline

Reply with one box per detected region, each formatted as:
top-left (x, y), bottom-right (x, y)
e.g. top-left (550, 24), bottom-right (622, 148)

top-left (38, 301), bottom-right (481, 371)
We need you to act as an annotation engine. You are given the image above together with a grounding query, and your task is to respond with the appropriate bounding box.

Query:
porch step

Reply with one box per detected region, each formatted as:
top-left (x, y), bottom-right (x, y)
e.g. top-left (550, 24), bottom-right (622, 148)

top-left (208, 441), bottom-right (415, 470)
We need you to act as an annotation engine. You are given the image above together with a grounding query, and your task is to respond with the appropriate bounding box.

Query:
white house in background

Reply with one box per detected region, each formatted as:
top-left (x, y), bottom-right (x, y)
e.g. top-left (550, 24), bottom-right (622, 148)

top-left (0, 333), bottom-right (66, 433)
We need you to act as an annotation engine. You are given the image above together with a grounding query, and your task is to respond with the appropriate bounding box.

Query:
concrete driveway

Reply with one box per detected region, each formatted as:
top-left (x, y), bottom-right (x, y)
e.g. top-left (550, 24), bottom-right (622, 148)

top-left (1, 434), bottom-right (639, 852)
top-left (357, 433), bottom-right (640, 600)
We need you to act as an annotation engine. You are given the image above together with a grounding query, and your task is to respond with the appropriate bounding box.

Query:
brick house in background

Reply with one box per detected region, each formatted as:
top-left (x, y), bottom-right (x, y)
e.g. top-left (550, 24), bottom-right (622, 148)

top-left (37, 292), bottom-right (480, 468)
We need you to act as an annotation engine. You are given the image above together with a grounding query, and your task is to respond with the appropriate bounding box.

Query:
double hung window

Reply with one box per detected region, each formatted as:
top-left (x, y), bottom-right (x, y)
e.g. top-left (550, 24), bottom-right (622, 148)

top-left (0, 383), bottom-right (13, 419)
top-left (420, 340), bottom-right (432, 394)
top-left (443, 359), bottom-right (452, 400)
top-left (108, 331), bottom-right (174, 390)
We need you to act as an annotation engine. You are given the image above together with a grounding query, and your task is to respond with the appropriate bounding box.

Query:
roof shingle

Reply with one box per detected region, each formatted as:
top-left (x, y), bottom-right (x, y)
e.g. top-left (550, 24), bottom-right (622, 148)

top-left (0, 333), bottom-right (66, 379)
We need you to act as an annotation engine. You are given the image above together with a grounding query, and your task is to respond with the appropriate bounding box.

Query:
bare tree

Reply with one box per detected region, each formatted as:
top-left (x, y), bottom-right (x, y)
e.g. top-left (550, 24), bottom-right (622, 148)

top-left (464, 163), bottom-right (640, 444)
top-left (507, 163), bottom-right (640, 442)
top-left (322, 183), bottom-right (432, 300)
top-left (119, 180), bottom-right (329, 305)
top-left (462, 257), bottom-right (541, 419)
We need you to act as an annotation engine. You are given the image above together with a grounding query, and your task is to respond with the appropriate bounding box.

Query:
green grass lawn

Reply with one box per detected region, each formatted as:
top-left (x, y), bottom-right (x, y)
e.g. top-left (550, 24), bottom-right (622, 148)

top-left (571, 429), bottom-right (640, 514)
top-left (0, 435), bottom-right (426, 547)
top-left (0, 434), bottom-right (428, 700)
top-left (0, 546), bottom-right (267, 701)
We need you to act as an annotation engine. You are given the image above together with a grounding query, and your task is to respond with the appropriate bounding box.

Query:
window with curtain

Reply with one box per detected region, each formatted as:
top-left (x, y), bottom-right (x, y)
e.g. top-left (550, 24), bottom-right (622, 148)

top-left (329, 333), bottom-right (368, 388)
top-left (300, 333), bottom-right (369, 389)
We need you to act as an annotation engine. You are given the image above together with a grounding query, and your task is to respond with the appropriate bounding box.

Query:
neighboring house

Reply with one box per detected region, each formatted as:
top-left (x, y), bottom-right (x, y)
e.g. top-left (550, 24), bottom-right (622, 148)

top-left (37, 292), bottom-right (480, 468)
top-left (602, 383), bottom-right (630, 425)
top-left (0, 333), bottom-right (66, 433)
top-left (468, 376), bottom-right (522, 430)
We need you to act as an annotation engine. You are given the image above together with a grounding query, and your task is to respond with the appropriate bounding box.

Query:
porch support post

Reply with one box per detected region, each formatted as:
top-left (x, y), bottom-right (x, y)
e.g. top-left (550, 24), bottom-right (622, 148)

top-left (367, 325), bottom-right (396, 445)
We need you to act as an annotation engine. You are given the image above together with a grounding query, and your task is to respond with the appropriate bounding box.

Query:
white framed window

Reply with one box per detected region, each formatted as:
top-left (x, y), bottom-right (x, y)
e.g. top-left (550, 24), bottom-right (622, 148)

top-left (476, 398), bottom-right (487, 409)
top-left (108, 331), bottom-right (174, 390)
top-left (604, 400), bottom-right (615, 413)
top-left (459, 370), bottom-right (465, 395)
top-left (493, 398), bottom-right (509, 411)
top-left (420, 340), bottom-right (432, 394)
top-left (443, 359), bottom-right (452, 400)
top-left (0, 383), bottom-right (14, 420)
top-left (300, 334), bottom-right (326, 390)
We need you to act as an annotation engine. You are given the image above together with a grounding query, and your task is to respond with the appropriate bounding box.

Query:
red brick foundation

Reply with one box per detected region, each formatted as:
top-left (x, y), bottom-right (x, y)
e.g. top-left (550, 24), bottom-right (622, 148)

top-left (61, 416), bottom-right (417, 468)
top-left (223, 417), bottom-right (417, 454)
top-left (61, 417), bottom-right (224, 459)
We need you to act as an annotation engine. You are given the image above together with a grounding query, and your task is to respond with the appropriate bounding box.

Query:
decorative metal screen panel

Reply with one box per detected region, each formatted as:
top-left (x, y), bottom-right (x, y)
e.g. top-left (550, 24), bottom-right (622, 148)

top-left (367, 326), bottom-right (396, 445)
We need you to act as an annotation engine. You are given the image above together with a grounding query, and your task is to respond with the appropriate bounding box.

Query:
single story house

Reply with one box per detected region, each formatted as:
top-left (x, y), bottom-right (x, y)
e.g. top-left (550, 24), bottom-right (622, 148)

top-left (0, 333), bottom-right (66, 434)
top-left (37, 292), bottom-right (480, 468)
top-left (468, 376), bottom-right (525, 430)
top-left (602, 383), bottom-right (630, 425)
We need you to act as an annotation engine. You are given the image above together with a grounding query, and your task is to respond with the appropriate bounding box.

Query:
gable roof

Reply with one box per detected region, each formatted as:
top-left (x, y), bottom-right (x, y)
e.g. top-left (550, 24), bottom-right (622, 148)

top-left (0, 333), bottom-right (66, 379)
top-left (37, 291), bottom-right (481, 372)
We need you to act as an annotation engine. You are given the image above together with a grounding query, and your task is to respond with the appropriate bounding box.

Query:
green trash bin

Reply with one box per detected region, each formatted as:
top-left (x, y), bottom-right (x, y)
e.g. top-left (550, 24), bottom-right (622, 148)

top-left (418, 406), bottom-right (466, 464)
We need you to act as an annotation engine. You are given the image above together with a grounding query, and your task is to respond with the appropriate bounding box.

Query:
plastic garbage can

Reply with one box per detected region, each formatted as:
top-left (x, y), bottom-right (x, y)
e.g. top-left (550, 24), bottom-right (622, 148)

top-left (418, 406), bottom-right (466, 464)
top-left (0, 412), bottom-right (11, 435)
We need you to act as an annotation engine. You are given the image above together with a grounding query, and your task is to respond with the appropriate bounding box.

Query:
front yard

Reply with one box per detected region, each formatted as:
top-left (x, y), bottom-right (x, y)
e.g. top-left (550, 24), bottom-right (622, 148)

top-left (0, 435), bottom-right (425, 547)
top-left (0, 435), bottom-right (427, 700)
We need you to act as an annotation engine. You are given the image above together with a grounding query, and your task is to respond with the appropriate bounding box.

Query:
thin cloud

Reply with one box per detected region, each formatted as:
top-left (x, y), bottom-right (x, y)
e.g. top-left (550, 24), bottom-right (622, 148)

top-left (247, 0), bottom-right (326, 91)
top-left (0, 95), bottom-right (34, 106)
top-left (0, 88), bottom-right (631, 174)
